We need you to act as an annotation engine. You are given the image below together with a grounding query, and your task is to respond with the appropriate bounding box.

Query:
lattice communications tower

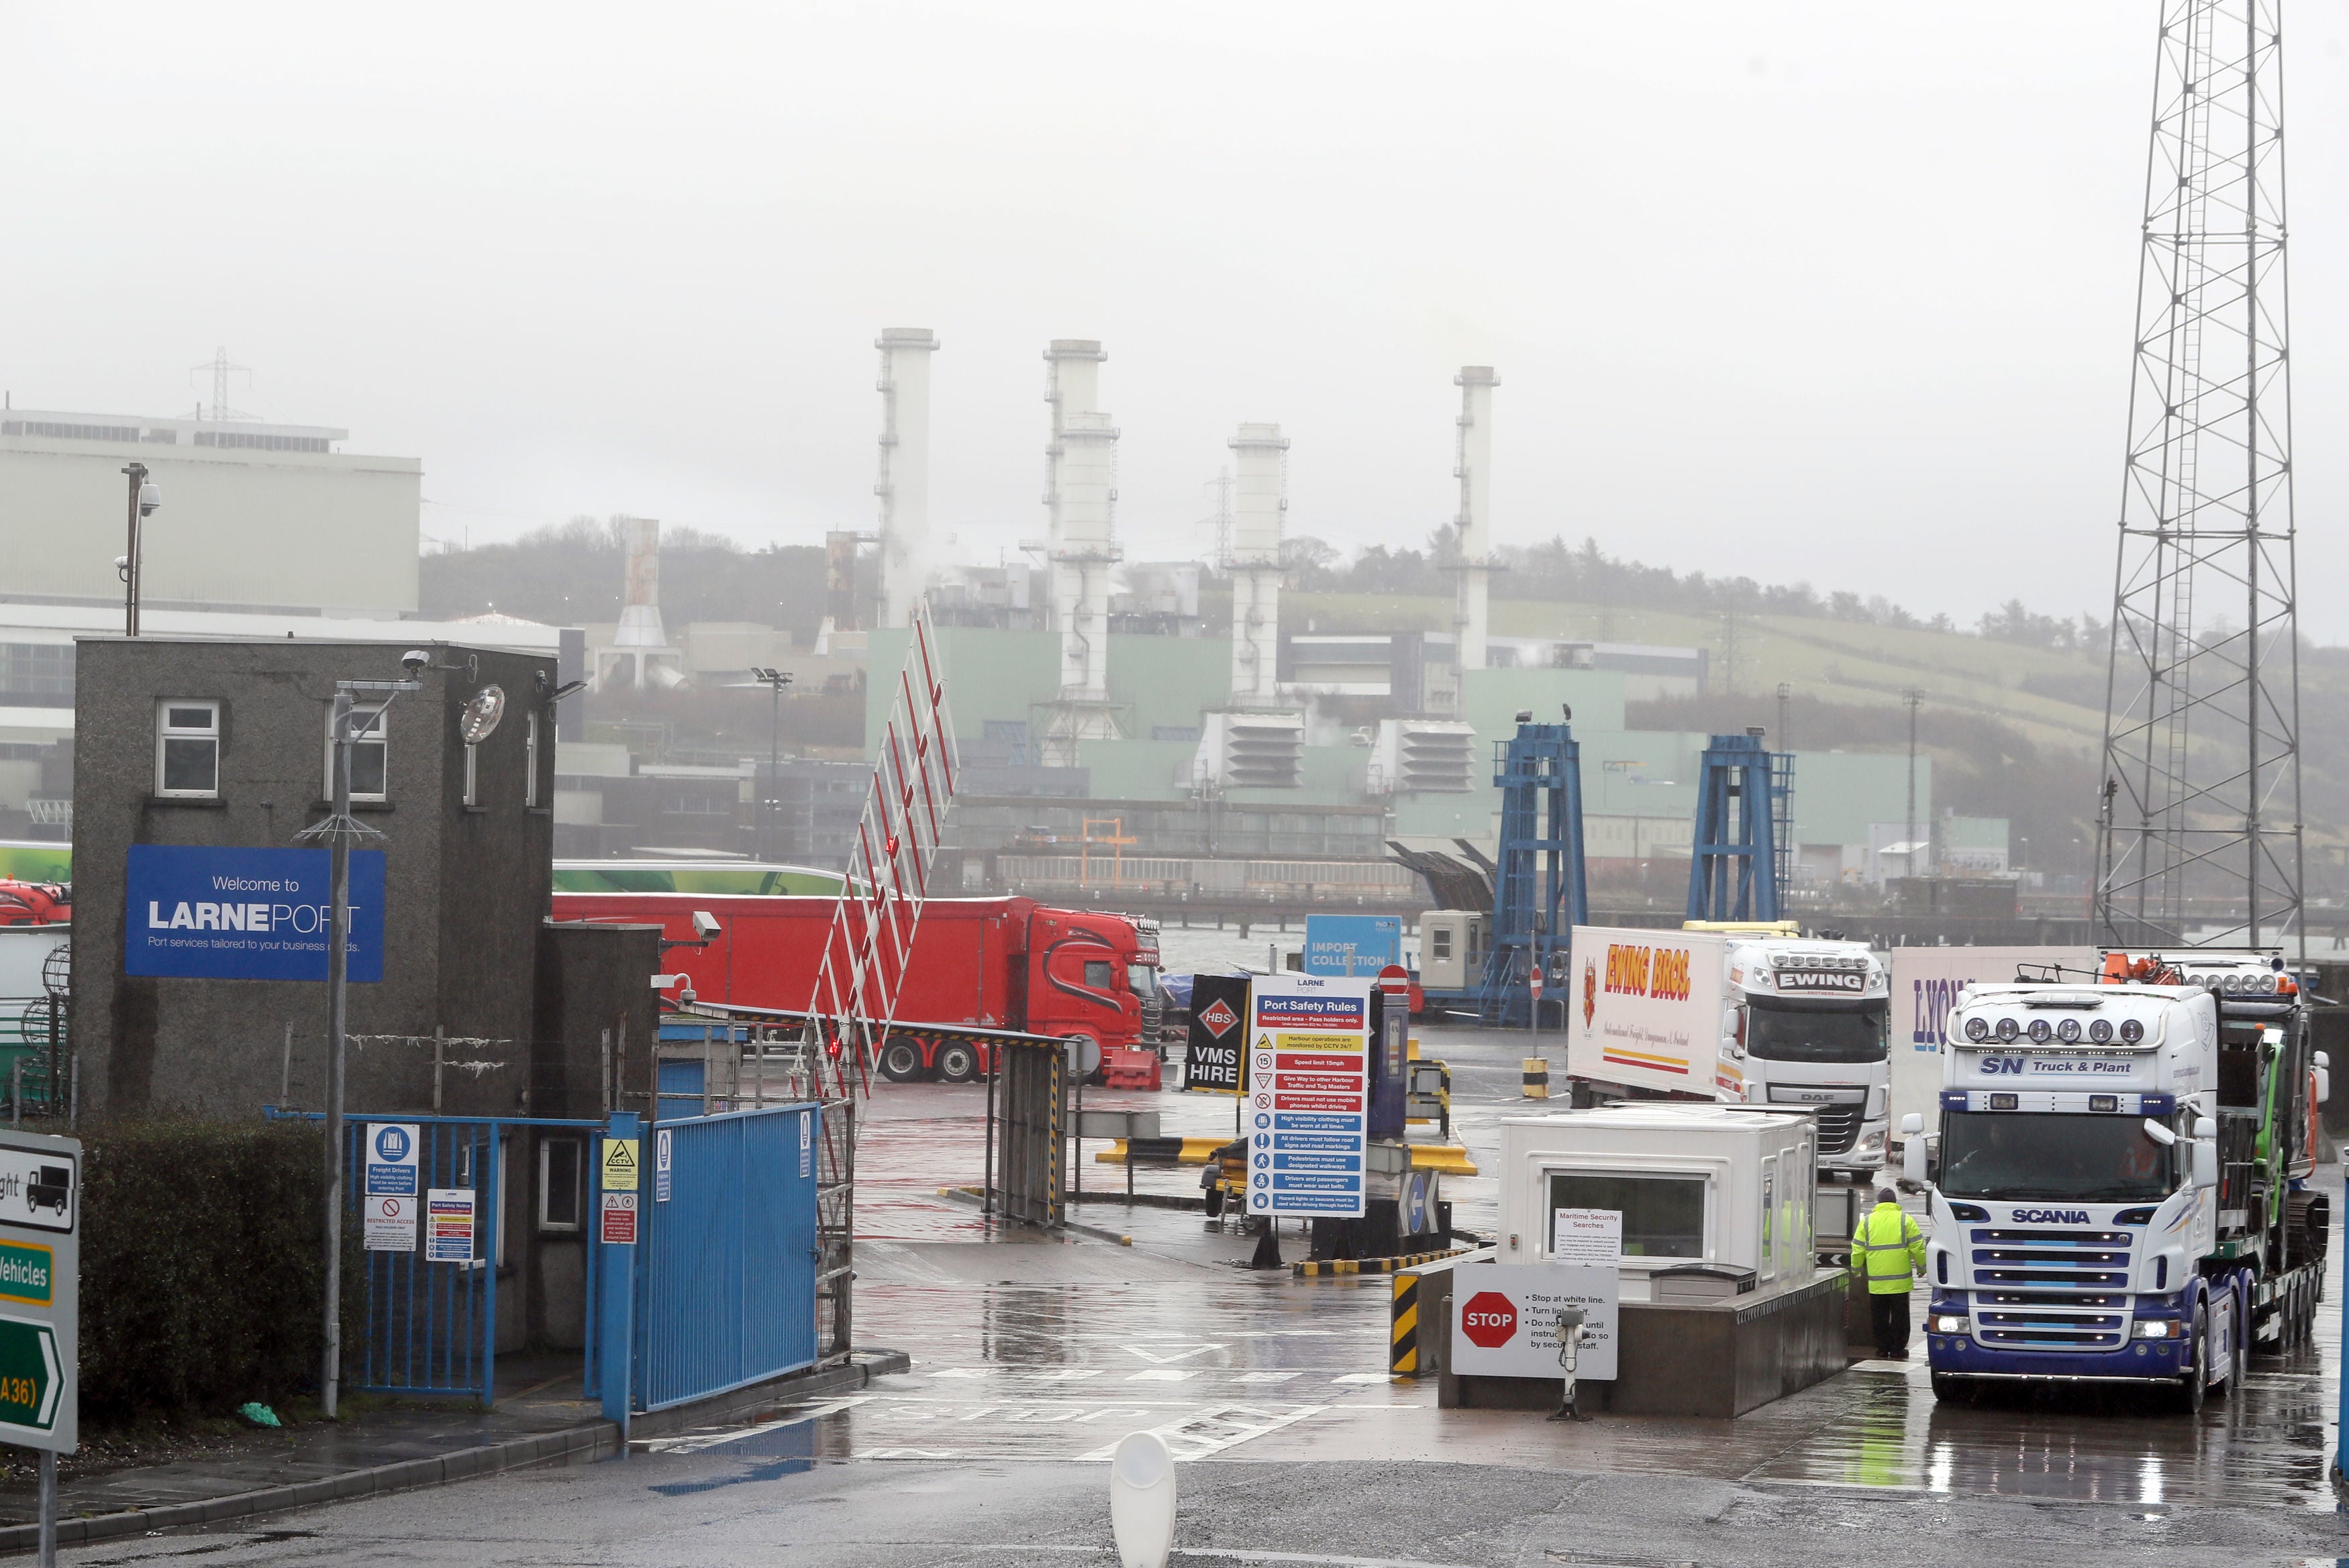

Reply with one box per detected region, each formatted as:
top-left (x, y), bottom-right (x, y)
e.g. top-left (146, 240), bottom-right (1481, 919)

top-left (2097, 0), bottom-right (2302, 953)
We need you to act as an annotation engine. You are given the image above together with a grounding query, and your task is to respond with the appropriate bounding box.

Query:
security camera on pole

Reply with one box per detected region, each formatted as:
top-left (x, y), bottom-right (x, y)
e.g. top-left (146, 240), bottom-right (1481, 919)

top-left (117, 464), bottom-right (160, 637)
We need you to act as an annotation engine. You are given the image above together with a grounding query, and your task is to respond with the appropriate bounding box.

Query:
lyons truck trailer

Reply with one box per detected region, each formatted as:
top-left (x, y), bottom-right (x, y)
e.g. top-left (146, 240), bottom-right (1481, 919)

top-left (550, 892), bottom-right (1164, 1080)
top-left (1913, 950), bottom-right (2329, 1410)
top-left (1562, 923), bottom-right (1893, 1178)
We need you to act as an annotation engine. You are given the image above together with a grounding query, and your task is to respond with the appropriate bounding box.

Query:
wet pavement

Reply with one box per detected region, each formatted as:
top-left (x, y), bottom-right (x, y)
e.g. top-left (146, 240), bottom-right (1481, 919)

top-left (836, 1023), bottom-right (2349, 1512)
top-left (51, 1019), bottom-right (2349, 1563)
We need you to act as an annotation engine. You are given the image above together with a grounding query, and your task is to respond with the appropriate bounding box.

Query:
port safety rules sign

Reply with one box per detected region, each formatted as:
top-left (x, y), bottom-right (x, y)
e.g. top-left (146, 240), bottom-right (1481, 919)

top-left (1245, 975), bottom-right (1372, 1220)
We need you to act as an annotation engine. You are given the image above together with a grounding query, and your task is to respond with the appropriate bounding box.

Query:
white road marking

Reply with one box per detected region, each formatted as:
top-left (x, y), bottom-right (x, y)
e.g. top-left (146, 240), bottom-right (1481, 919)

top-left (1329, 1372), bottom-right (1391, 1383)
top-left (1127, 1369), bottom-right (1195, 1381)
top-left (1233, 1371), bottom-right (1304, 1383)
top-left (636, 1398), bottom-right (866, 1453)
top-left (1121, 1342), bottom-right (1227, 1365)
top-left (1077, 1403), bottom-right (1326, 1461)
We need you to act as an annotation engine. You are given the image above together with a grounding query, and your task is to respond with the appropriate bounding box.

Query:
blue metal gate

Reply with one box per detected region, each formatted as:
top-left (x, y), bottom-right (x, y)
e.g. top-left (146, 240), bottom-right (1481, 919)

top-left (270, 1110), bottom-right (613, 1407)
top-left (632, 1102), bottom-right (821, 1411)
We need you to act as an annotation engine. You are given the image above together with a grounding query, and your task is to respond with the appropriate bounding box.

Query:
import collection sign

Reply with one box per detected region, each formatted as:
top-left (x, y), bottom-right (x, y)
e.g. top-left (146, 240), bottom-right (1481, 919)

top-left (125, 845), bottom-right (386, 982)
top-left (1301, 916), bottom-right (1403, 977)
top-left (0, 1133), bottom-right (77, 1452)
top-left (1244, 974), bottom-right (1371, 1219)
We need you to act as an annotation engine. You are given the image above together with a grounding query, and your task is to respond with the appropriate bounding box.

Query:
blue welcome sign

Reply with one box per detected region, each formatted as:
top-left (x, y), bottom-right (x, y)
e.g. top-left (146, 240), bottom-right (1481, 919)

top-left (125, 845), bottom-right (386, 982)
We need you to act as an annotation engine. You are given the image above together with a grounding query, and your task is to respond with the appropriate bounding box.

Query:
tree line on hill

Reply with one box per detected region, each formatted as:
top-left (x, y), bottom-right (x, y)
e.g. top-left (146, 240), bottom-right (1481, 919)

top-left (424, 515), bottom-right (2106, 658)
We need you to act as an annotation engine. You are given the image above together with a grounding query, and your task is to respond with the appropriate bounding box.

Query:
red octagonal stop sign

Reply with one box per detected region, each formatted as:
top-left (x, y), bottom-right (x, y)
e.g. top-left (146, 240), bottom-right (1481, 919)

top-left (1460, 1290), bottom-right (1519, 1349)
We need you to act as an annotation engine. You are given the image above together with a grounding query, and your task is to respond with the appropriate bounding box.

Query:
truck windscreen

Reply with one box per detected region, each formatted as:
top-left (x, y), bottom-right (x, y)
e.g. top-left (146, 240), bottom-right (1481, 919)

top-left (1747, 1001), bottom-right (1887, 1063)
top-left (1127, 964), bottom-right (1157, 997)
top-left (1938, 1111), bottom-right (2177, 1203)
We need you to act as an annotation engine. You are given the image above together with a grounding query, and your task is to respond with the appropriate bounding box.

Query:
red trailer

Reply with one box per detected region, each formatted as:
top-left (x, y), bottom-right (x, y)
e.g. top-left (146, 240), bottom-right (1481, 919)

top-left (548, 892), bottom-right (1163, 1082)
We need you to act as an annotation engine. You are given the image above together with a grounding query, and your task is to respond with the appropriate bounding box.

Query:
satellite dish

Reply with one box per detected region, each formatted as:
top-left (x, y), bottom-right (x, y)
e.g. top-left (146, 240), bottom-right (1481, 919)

top-left (460, 685), bottom-right (506, 745)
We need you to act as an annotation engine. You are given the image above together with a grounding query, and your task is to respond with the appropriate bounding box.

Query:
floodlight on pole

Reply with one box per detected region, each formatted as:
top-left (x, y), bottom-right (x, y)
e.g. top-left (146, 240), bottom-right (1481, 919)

top-left (730, 667), bottom-right (795, 860)
top-left (295, 659), bottom-right (426, 1420)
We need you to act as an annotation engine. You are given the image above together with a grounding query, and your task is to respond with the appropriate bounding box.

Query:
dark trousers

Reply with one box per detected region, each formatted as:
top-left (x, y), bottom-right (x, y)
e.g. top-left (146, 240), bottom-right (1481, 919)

top-left (1868, 1290), bottom-right (1911, 1357)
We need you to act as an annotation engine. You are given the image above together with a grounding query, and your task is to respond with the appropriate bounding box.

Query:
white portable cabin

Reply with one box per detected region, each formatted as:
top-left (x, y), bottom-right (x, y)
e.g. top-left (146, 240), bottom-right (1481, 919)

top-left (1494, 1104), bottom-right (1819, 1302)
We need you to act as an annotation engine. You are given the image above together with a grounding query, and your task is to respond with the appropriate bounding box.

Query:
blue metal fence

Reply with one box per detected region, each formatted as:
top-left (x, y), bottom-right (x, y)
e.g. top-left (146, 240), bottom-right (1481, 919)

top-left (632, 1102), bottom-right (821, 1411)
top-left (269, 1109), bottom-right (611, 1407)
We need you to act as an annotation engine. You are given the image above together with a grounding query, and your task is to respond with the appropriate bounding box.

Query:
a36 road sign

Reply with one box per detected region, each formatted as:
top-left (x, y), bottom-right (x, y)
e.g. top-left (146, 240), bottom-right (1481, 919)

top-left (0, 1133), bottom-right (74, 1453)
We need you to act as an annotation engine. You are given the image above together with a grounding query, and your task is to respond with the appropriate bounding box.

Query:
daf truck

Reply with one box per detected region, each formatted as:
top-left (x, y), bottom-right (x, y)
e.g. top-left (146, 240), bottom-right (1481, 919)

top-left (1911, 951), bottom-right (2330, 1410)
top-left (1563, 923), bottom-right (1893, 1178)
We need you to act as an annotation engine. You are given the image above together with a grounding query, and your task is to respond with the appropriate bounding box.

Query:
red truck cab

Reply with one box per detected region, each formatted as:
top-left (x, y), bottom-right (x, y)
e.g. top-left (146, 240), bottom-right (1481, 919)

top-left (547, 892), bottom-right (1162, 1082)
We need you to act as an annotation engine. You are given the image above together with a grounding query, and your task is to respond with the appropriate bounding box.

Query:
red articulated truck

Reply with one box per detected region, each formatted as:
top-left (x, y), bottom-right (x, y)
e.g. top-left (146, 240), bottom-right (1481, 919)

top-left (547, 892), bottom-right (1164, 1082)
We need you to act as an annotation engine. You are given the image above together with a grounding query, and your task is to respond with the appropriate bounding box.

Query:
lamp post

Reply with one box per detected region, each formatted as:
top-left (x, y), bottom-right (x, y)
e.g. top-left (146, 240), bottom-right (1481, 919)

top-left (737, 667), bottom-right (793, 860)
top-left (297, 653), bottom-right (428, 1419)
top-left (118, 464), bottom-right (160, 635)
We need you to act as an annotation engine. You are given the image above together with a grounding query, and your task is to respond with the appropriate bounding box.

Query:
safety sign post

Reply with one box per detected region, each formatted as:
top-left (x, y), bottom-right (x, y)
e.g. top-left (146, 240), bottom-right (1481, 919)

top-left (1244, 974), bottom-right (1372, 1220)
top-left (0, 1133), bottom-right (79, 1567)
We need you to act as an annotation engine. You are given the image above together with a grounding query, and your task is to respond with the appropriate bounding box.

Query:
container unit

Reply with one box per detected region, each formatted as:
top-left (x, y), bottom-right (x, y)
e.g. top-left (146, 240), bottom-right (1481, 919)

top-left (1494, 1104), bottom-right (1818, 1302)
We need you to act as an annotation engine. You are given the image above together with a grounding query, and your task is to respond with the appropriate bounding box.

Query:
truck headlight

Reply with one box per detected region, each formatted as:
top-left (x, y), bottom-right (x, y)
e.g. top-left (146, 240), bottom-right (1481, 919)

top-left (2131, 1320), bottom-right (2177, 1339)
top-left (1933, 1315), bottom-right (1969, 1335)
top-left (1858, 1131), bottom-right (1885, 1155)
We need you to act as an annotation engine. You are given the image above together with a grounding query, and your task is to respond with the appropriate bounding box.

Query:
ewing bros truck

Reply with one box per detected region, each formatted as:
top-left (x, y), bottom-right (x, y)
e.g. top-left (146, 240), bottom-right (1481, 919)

top-left (1913, 951), bottom-right (2330, 1410)
top-left (1564, 923), bottom-right (1893, 1177)
top-left (550, 892), bottom-right (1164, 1081)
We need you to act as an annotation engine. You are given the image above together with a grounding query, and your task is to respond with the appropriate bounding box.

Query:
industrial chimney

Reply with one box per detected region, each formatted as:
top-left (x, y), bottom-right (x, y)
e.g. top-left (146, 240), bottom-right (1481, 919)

top-left (875, 327), bottom-right (939, 628)
top-left (1228, 422), bottom-right (1288, 707)
top-left (1037, 339), bottom-right (1124, 764)
top-left (595, 516), bottom-right (687, 690)
top-left (1452, 366), bottom-right (1497, 694)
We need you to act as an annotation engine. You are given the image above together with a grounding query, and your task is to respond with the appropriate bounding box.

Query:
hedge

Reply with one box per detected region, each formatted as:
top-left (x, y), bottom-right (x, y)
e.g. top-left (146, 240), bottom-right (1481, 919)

top-left (81, 1119), bottom-right (364, 1421)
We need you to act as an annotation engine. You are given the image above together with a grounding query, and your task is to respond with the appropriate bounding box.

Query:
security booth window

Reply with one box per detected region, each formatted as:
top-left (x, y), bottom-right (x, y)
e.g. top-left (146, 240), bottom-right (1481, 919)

top-left (323, 704), bottom-right (388, 802)
top-left (155, 700), bottom-right (221, 797)
top-left (1431, 927), bottom-right (1452, 961)
top-left (1546, 1171), bottom-right (1707, 1259)
top-left (539, 1137), bottom-right (583, 1232)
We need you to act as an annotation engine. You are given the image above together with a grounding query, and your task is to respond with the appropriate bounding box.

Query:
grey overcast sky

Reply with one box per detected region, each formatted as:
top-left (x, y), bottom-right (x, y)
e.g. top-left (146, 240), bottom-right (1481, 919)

top-left (9, 2), bottom-right (2349, 634)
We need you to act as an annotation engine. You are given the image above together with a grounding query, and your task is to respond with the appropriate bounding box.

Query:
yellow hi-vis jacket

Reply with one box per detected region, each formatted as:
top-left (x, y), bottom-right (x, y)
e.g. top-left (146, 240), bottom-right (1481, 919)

top-left (1857, 1201), bottom-right (1926, 1294)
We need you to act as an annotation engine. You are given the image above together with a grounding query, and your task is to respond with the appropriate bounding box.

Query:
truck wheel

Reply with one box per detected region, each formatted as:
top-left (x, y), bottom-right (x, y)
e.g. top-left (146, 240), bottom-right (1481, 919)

top-left (879, 1041), bottom-right (923, 1083)
top-left (936, 1042), bottom-right (979, 1084)
top-left (1930, 1373), bottom-right (1971, 1406)
top-left (2173, 1303), bottom-right (2208, 1415)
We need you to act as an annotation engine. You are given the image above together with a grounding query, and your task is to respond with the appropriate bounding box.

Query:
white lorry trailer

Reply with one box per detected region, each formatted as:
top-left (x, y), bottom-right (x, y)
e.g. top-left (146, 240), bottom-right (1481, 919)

top-left (1887, 945), bottom-right (2095, 1145)
top-left (1562, 923), bottom-right (1892, 1178)
top-left (1911, 951), bottom-right (2330, 1410)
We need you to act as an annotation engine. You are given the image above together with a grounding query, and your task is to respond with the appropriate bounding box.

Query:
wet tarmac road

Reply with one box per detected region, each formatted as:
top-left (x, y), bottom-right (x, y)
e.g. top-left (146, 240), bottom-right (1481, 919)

top-left (58, 1020), bottom-right (2349, 1564)
top-left (841, 1022), bottom-right (2349, 1513)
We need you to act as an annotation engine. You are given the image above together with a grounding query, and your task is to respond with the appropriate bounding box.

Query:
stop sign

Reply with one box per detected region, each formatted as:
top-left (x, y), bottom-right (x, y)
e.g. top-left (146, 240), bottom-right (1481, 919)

top-left (1460, 1290), bottom-right (1519, 1349)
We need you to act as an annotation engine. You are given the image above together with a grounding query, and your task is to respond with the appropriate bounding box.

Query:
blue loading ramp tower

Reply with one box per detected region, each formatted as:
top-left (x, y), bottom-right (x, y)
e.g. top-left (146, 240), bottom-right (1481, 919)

top-left (1479, 720), bottom-right (1588, 1028)
top-left (1687, 729), bottom-right (1793, 923)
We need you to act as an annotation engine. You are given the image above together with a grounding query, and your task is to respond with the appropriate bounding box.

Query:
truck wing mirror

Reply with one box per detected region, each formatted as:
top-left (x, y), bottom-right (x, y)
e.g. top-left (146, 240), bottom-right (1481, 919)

top-left (2191, 1140), bottom-right (2219, 1191)
top-left (2317, 1052), bottom-right (2332, 1105)
top-left (1901, 1137), bottom-right (1926, 1187)
top-left (2141, 1117), bottom-right (2177, 1147)
top-left (2193, 1115), bottom-right (2218, 1141)
top-left (1898, 1113), bottom-right (1924, 1137)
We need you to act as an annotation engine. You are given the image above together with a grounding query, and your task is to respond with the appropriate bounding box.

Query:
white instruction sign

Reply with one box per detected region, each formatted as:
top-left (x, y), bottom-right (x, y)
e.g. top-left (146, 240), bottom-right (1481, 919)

top-left (363, 1192), bottom-right (415, 1251)
top-left (1450, 1263), bottom-right (1619, 1381)
top-left (425, 1188), bottom-right (477, 1263)
top-left (1551, 1207), bottom-right (1623, 1265)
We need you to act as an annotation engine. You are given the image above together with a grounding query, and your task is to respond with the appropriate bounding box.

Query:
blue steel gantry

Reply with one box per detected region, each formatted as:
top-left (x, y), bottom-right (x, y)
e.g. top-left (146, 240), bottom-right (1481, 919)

top-left (1686, 730), bottom-right (1791, 923)
top-left (1477, 721), bottom-right (1588, 1027)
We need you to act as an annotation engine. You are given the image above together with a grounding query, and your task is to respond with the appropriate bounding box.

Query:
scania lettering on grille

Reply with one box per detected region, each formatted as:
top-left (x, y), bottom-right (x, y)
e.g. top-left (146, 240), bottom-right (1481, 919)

top-left (2011, 1208), bottom-right (2091, 1224)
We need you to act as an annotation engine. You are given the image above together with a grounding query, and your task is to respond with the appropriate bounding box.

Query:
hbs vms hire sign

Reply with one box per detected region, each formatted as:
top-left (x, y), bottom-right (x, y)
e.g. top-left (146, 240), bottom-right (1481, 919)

top-left (125, 845), bottom-right (387, 982)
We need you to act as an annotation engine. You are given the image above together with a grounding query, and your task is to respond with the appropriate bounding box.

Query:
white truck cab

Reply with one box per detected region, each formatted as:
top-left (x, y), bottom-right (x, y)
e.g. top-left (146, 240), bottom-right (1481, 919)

top-left (1717, 932), bottom-right (1892, 1176)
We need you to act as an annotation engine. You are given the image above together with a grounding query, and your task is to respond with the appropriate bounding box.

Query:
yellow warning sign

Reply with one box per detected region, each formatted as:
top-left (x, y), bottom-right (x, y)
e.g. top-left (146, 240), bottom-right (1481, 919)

top-left (1257, 1034), bottom-right (1272, 1049)
top-left (601, 1137), bottom-right (640, 1191)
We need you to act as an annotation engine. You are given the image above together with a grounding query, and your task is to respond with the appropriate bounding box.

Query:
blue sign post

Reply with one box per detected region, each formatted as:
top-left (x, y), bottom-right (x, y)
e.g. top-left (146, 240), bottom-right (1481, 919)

top-left (1302, 915), bottom-right (1403, 977)
top-left (124, 845), bottom-right (386, 982)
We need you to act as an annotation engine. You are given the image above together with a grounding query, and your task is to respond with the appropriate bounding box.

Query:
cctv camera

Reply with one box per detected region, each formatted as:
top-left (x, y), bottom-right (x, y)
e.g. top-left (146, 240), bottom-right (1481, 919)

top-left (691, 910), bottom-right (721, 941)
top-left (400, 650), bottom-right (430, 676)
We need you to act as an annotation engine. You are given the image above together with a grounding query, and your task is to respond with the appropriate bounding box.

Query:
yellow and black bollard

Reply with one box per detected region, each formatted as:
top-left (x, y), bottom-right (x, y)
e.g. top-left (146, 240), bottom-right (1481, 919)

top-left (1390, 1271), bottom-right (1421, 1377)
top-left (1521, 1057), bottom-right (1550, 1098)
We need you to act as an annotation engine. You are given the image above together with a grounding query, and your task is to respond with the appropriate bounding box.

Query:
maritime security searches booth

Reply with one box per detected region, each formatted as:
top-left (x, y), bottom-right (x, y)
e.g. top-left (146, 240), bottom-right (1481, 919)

top-left (1441, 1105), bottom-right (1850, 1416)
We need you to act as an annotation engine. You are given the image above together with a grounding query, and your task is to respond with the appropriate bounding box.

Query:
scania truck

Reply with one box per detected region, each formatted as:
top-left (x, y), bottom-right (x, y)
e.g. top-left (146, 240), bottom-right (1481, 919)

top-left (1564, 923), bottom-right (1893, 1178)
top-left (1909, 951), bottom-right (2330, 1410)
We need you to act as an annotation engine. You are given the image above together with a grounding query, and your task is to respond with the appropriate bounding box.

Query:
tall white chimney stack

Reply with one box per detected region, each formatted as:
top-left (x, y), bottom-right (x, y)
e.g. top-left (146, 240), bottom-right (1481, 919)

top-left (1452, 366), bottom-right (1497, 687)
top-left (1044, 339), bottom-right (1117, 704)
top-left (1228, 422), bottom-right (1289, 707)
top-left (875, 327), bottom-right (940, 629)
